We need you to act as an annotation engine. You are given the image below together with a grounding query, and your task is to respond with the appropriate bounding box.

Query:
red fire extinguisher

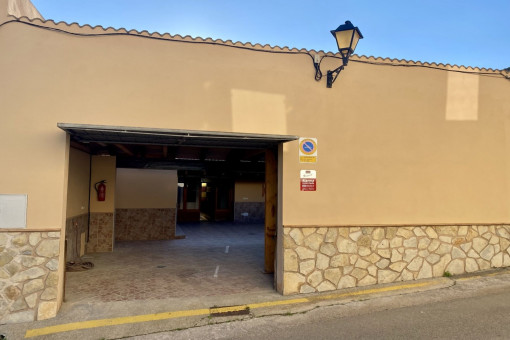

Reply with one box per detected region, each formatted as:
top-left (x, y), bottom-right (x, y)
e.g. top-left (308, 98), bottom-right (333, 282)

top-left (95, 180), bottom-right (107, 201)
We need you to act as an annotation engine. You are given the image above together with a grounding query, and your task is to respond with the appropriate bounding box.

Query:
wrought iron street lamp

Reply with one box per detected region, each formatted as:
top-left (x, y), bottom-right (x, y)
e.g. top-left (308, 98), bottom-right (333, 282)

top-left (327, 21), bottom-right (363, 88)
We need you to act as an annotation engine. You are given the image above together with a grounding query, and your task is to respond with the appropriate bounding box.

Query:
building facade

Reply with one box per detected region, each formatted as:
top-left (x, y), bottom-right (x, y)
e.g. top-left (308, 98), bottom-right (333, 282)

top-left (1, 0), bottom-right (510, 323)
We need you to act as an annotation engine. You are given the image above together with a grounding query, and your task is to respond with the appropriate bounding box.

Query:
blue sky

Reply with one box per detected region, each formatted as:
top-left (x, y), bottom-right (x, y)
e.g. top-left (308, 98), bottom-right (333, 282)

top-left (31, 0), bottom-right (510, 70)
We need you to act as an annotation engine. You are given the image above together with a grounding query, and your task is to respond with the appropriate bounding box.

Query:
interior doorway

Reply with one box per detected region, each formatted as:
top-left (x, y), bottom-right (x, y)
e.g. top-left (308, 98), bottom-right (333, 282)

top-left (177, 177), bottom-right (235, 223)
top-left (177, 179), bottom-right (201, 223)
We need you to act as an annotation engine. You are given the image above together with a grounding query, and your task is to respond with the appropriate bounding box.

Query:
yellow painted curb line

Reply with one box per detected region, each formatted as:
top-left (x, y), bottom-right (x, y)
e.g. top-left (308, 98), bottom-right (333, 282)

top-left (456, 270), bottom-right (507, 281)
top-left (25, 280), bottom-right (439, 338)
top-left (25, 309), bottom-right (210, 338)
top-left (309, 280), bottom-right (434, 302)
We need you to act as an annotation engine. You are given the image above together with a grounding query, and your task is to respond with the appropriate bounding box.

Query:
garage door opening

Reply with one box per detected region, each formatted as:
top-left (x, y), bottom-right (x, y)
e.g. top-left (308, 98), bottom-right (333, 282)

top-left (60, 123), bottom-right (296, 305)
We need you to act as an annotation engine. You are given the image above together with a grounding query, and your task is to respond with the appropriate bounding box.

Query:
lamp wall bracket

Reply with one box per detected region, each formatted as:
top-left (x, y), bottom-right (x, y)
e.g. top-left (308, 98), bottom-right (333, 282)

top-left (326, 64), bottom-right (344, 88)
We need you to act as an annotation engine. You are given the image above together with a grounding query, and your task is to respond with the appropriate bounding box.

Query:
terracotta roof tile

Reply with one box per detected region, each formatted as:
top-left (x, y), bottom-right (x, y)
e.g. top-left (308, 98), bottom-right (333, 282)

top-left (6, 15), bottom-right (507, 74)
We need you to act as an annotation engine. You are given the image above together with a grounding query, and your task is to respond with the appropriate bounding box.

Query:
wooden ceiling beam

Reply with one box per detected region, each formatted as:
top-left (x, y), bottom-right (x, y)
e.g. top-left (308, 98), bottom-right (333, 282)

top-left (70, 141), bottom-right (91, 154)
top-left (114, 144), bottom-right (134, 156)
top-left (240, 149), bottom-right (266, 160)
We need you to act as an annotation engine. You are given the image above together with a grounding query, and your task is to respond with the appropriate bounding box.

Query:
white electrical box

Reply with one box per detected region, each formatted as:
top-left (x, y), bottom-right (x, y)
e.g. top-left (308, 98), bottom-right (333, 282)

top-left (0, 194), bottom-right (27, 229)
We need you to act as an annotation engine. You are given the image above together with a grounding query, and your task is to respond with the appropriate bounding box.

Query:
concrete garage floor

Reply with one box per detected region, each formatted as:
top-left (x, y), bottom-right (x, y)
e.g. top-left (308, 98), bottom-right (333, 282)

top-left (64, 222), bottom-right (274, 304)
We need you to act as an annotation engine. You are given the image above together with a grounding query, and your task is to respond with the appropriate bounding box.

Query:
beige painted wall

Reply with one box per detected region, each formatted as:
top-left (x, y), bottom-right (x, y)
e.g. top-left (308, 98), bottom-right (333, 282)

top-left (89, 156), bottom-right (116, 213)
top-left (0, 117), bottom-right (68, 229)
top-left (281, 65), bottom-right (510, 225)
top-left (116, 168), bottom-right (177, 209)
top-left (235, 181), bottom-right (265, 203)
top-left (1, 18), bottom-right (510, 231)
top-left (66, 148), bottom-right (90, 217)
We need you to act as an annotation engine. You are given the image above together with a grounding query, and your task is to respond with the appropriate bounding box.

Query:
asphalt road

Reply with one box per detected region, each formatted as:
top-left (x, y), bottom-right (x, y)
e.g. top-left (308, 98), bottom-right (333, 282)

top-left (132, 274), bottom-right (510, 340)
top-left (232, 289), bottom-right (510, 340)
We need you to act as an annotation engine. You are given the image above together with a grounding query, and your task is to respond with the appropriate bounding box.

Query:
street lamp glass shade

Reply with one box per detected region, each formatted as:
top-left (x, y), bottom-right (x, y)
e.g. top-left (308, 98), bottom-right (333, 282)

top-left (331, 21), bottom-right (363, 56)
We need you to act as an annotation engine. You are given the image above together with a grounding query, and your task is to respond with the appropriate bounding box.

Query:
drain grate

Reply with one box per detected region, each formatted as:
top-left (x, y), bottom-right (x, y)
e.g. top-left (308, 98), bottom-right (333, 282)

top-left (209, 305), bottom-right (250, 317)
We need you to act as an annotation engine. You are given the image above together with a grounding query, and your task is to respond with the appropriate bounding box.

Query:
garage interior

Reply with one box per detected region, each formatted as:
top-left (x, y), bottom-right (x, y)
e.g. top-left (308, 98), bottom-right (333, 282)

top-left (60, 124), bottom-right (297, 304)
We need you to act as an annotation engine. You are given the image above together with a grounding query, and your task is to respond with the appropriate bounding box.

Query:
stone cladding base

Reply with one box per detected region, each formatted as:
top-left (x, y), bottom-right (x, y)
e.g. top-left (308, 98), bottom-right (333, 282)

top-left (0, 231), bottom-right (61, 323)
top-left (234, 202), bottom-right (265, 223)
top-left (115, 208), bottom-right (176, 241)
top-left (65, 214), bottom-right (88, 262)
top-left (86, 213), bottom-right (114, 253)
top-left (283, 225), bottom-right (510, 295)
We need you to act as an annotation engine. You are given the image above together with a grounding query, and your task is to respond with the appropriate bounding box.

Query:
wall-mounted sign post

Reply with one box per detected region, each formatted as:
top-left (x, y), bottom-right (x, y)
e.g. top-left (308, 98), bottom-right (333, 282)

top-left (299, 137), bottom-right (317, 163)
top-left (300, 170), bottom-right (317, 191)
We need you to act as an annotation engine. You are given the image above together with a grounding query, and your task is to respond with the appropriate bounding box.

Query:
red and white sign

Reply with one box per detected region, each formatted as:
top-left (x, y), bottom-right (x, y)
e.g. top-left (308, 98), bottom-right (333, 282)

top-left (300, 170), bottom-right (317, 191)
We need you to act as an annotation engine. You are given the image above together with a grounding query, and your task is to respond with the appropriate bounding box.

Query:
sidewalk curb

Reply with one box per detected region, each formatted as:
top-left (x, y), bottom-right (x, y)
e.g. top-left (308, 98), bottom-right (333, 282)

top-left (23, 277), bottom-right (455, 338)
top-left (9, 267), bottom-right (509, 339)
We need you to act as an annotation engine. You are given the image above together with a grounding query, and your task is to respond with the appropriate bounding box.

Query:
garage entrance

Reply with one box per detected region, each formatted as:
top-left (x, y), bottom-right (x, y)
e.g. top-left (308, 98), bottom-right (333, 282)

top-left (60, 123), bottom-right (297, 303)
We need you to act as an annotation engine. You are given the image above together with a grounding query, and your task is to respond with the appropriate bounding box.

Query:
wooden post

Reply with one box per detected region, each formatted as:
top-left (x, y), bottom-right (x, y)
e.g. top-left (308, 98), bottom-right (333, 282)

top-left (264, 148), bottom-right (277, 273)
